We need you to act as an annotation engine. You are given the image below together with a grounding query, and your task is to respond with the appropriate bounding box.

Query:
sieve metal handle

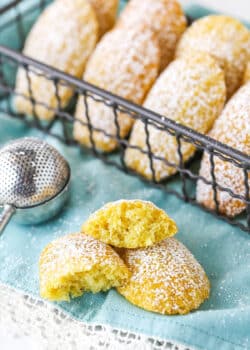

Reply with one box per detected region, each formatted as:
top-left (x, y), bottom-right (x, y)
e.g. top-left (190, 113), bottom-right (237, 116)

top-left (0, 204), bottom-right (16, 235)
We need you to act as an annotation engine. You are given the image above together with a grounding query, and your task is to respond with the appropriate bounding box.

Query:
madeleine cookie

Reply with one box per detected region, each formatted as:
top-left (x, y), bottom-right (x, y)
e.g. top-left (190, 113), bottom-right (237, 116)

top-left (117, 238), bottom-right (210, 315)
top-left (243, 63), bottom-right (250, 84)
top-left (197, 83), bottom-right (250, 217)
top-left (125, 53), bottom-right (226, 181)
top-left (88, 0), bottom-right (118, 37)
top-left (15, 0), bottom-right (98, 121)
top-left (82, 200), bottom-right (177, 248)
top-left (74, 27), bottom-right (160, 152)
top-left (39, 233), bottom-right (130, 301)
top-left (176, 15), bottom-right (250, 98)
top-left (118, 0), bottom-right (187, 71)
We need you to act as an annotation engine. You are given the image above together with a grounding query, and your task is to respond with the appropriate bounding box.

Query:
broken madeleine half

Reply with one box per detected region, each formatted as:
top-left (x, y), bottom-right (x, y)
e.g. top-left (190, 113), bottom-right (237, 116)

top-left (39, 233), bottom-right (130, 301)
top-left (82, 200), bottom-right (178, 248)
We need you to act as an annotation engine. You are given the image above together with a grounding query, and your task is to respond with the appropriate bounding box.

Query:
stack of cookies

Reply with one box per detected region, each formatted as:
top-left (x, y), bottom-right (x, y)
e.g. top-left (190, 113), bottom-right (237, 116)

top-left (39, 200), bottom-right (210, 315)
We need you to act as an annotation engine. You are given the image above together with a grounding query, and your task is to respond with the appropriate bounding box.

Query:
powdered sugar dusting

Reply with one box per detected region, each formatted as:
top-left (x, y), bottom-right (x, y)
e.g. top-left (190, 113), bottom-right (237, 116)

top-left (197, 82), bottom-right (250, 217)
top-left (118, 238), bottom-right (210, 315)
top-left (125, 53), bottom-right (226, 181)
top-left (176, 15), bottom-right (250, 98)
top-left (74, 26), bottom-right (160, 151)
top-left (118, 0), bottom-right (187, 71)
top-left (39, 233), bottom-right (127, 287)
top-left (15, 0), bottom-right (98, 121)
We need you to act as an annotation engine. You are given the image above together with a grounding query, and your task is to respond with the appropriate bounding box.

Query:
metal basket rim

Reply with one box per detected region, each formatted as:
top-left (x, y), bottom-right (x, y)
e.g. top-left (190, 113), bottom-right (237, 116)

top-left (0, 44), bottom-right (250, 168)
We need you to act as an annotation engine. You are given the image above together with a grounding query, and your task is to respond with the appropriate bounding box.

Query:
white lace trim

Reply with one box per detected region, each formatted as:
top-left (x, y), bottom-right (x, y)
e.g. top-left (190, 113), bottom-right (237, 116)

top-left (0, 283), bottom-right (193, 350)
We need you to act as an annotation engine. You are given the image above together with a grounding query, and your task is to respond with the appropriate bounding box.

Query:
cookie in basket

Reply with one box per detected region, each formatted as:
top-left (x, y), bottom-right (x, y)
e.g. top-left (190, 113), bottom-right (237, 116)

top-left (117, 238), bottom-right (210, 315)
top-left (39, 233), bottom-right (130, 301)
top-left (243, 63), bottom-right (250, 84)
top-left (197, 82), bottom-right (250, 218)
top-left (125, 53), bottom-right (226, 181)
top-left (118, 0), bottom-right (187, 71)
top-left (15, 0), bottom-right (98, 121)
top-left (73, 27), bottom-right (160, 152)
top-left (176, 15), bottom-right (250, 98)
top-left (88, 0), bottom-right (119, 37)
top-left (82, 200), bottom-right (177, 248)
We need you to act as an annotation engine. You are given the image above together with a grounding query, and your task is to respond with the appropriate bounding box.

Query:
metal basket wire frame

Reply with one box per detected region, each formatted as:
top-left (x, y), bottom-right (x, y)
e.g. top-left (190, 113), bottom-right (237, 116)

top-left (0, 0), bottom-right (250, 233)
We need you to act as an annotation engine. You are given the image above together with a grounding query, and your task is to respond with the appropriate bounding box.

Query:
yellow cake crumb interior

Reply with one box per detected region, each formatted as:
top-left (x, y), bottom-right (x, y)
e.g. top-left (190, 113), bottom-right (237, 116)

top-left (82, 200), bottom-right (177, 248)
top-left (39, 233), bottom-right (130, 302)
top-left (42, 264), bottom-right (126, 302)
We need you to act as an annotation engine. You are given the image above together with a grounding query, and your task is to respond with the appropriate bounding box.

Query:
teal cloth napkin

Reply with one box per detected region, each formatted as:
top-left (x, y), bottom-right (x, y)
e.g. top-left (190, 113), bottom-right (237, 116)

top-left (0, 2), bottom-right (250, 350)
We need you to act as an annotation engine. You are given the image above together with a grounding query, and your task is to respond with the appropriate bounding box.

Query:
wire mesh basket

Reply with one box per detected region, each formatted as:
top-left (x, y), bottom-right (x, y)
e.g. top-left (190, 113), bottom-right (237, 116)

top-left (0, 0), bottom-right (250, 233)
